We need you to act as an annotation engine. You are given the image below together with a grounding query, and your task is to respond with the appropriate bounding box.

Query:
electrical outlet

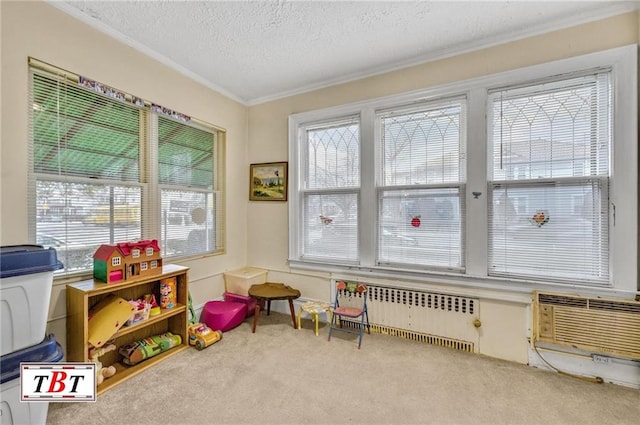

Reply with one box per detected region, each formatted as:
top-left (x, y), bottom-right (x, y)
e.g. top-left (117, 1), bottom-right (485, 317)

top-left (592, 354), bottom-right (611, 364)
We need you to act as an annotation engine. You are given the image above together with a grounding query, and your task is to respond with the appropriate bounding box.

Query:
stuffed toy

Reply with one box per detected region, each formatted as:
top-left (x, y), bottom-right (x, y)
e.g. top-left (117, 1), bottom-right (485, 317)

top-left (89, 343), bottom-right (117, 385)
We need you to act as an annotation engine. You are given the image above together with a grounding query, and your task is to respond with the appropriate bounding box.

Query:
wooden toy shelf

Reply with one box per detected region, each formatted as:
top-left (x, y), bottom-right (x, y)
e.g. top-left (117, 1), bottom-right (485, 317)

top-left (66, 264), bottom-right (190, 395)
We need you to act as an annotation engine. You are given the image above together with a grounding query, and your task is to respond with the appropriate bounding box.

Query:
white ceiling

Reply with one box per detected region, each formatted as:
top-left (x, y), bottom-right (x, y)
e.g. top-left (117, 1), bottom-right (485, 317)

top-left (52, 1), bottom-right (639, 105)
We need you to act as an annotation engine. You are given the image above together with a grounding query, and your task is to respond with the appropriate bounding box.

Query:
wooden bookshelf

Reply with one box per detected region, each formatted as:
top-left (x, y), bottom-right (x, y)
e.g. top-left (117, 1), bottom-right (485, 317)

top-left (66, 264), bottom-right (189, 395)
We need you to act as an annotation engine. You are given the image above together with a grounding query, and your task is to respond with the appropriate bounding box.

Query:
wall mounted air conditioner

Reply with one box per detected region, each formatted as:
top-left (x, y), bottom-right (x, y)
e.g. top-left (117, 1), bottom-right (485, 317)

top-left (533, 291), bottom-right (640, 360)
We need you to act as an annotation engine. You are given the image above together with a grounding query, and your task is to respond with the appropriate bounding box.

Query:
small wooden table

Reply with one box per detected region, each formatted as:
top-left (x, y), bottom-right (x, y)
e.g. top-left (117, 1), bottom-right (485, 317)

top-left (248, 282), bottom-right (301, 333)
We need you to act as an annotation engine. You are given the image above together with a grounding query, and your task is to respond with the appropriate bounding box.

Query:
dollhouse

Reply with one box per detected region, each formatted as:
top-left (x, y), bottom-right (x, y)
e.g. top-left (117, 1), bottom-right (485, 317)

top-left (93, 240), bottom-right (162, 283)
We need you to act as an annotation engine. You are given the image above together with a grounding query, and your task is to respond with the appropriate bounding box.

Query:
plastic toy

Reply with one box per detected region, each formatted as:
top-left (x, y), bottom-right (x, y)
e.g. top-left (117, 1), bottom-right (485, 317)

top-left (188, 322), bottom-right (222, 350)
top-left (93, 239), bottom-right (162, 283)
top-left (89, 343), bottom-right (117, 386)
top-left (145, 293), bottom-right (161, 316)
top-left (87, 295), bottom-right (136, 348)
top-left (118, 332), bottom-right (182, 365)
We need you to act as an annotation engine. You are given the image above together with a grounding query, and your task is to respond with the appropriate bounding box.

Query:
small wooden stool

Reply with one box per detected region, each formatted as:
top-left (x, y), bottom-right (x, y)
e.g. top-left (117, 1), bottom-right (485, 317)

top-left (297, 301), bottom-right (332, 336)
top-left (248, 282), bottom-right (301, 333)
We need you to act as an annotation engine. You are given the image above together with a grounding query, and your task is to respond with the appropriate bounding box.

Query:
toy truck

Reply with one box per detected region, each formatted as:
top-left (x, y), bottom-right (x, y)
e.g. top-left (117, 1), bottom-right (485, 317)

top-left (187, 322), bottom-right (222, 350)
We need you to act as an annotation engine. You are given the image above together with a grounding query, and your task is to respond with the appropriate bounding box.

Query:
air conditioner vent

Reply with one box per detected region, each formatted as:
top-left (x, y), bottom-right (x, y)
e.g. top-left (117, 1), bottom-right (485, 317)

top-left (534, 291), bottom-right (640, 360)
top-left (538, 293), bottom-right (588, 308)
top-left (589, 299), bottom-right (640, 314)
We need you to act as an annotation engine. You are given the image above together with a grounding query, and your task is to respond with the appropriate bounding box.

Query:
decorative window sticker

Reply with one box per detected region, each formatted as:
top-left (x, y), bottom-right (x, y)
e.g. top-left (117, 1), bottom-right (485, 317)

top-left (411, 215), bottom-right (421, 228)
top-left (319, 214), bottom-right (333, 225)
top-left (530, 210), bottom-right (549, 227)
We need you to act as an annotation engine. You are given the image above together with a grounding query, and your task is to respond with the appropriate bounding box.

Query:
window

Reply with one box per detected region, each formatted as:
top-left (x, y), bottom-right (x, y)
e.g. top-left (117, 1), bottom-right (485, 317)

top-left (289, 45), bottom-right (636, 292)
top-left (378, 97), bottom-right (466, 271)
top-left (488, 72), bottom-right (610, 284)
top-left (29, 59), bottom-right (225, 275)
top-left (299, 117), bottom-right (360, 263)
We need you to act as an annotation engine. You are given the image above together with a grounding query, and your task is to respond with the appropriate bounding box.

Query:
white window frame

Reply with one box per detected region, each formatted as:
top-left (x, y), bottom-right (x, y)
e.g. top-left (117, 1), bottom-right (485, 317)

top-left (289, 45), bottom-right (637, 297)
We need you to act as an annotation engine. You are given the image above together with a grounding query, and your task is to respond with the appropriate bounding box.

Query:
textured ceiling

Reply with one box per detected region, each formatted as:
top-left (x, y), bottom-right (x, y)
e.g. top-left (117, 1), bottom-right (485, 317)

top-left (52, 1), bottom-right (639, 105)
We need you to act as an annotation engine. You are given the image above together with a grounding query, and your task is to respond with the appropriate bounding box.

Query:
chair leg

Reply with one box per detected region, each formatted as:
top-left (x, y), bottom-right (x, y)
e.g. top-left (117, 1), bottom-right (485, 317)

top-left (357, 315), bottom-right (365, 349)
top-left (296, 308), bottom-right (303, 331)
top-left (327, 313), bottom-right (335, 341)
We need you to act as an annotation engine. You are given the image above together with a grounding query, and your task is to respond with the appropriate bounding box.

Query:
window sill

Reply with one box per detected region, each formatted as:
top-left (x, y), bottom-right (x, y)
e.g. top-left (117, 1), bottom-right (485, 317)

top-left (288, 259), bottom-right (637, 302)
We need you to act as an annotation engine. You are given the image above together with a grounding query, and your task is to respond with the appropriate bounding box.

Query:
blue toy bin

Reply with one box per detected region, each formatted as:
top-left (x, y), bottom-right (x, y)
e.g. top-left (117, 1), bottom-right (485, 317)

top-left (0, 334), bottom-right (64, 385)
top-left (0, 245), bottom-right (63, 356)
top-left (0, 334), bottom-right (64, 425)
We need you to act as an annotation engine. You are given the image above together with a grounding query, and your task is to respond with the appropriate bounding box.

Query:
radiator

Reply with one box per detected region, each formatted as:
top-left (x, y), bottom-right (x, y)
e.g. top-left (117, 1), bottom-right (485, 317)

top-left (533, 291), bottom-right (640, 360)
top-left (335, 282), bottom-right (480, 353)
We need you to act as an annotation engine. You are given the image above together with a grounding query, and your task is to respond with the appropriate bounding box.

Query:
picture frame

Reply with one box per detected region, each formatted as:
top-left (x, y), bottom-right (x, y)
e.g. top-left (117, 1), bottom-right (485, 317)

top-left (249, 162), bottom-right (288, 201)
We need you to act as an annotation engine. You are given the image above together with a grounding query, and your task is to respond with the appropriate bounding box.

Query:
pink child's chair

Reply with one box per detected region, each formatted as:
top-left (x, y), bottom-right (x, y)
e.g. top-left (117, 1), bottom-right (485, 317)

top-left (327, 281), bottom-right (370, 349)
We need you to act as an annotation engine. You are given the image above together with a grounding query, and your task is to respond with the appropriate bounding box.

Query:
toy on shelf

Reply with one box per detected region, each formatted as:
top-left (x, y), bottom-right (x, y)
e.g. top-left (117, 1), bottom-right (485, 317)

top-left (187, 322), bottom-right (222, 350)
top-left (145, 293), bottom-right (161, 316)
top-left (125, 297), bottom-right (152, 326)
top-left (89, 343), bottom-right (117, 386)
top-left (118, 332), bottom-right (182, 365)
top-left (87, 295), bottom-right (136, 348)
top-left (159, 277), bottom-right (177, 309)
top-left (93, 239), bottom-right (162, 284)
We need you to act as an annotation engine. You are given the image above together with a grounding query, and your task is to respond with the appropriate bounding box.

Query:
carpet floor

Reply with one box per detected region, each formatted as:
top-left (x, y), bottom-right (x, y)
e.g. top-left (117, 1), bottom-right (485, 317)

top-left (47, 311), bottom-right (640, 425)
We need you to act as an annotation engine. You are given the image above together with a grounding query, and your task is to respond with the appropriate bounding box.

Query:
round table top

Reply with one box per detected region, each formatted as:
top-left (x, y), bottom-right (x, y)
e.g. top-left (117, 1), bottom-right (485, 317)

top-left (248, 282), bottom-right (301, 300)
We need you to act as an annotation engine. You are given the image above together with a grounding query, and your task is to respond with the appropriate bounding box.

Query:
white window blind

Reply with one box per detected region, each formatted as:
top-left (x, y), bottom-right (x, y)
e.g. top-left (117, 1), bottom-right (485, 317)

top-left (29, 59), bottom-right (225, 275)
top-left (377, 98), bottom-right (466, 270)
top-left (30, 68), bottom-right (143, 273)
top-left (301, 118), bottom-right (360, 263)
top-left (157, 116), bottom-right (223, 256)
top-left (488, 71), bottom-right (611, 284)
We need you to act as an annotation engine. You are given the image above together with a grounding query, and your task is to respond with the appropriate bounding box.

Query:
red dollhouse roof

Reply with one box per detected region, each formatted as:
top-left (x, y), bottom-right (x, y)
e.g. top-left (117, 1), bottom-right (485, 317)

top-left (93, 244), bottom-right (123, 261)
top-left (116, 240), bottom-right (160, 256)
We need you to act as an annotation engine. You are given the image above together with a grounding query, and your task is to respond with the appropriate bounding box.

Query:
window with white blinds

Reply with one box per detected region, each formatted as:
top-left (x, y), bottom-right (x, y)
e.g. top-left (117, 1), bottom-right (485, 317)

top-left (378, 98), bottom-right (466, 270)
top-left (301, 118), bottom-right (360, 263)
top-left (29, 60), bottom-right (225, 275)
top-left (488, 71), bottom-right (611, 284)
top-left (288, 45), bottom-right (635, 291)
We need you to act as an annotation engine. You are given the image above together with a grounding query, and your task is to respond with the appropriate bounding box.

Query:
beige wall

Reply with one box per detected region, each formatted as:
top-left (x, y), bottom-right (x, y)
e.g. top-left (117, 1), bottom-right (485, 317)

top-left (247, 11), bottom-right (639, 363)
top-left (1, 1), bottom-right (250, 350)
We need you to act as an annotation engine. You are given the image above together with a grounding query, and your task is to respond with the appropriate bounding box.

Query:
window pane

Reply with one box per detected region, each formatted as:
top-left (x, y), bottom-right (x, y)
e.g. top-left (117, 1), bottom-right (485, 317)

top-left (490, 73), bottom-right (610, 181)
top-left (379, 188), bottom-right (463, 269)
top-left (303, 193), bottom-right (358, 262)
top-left (158, 117), bottom-right (214, 188)
top-left (381, 100), bottom-right (464, 186)
top-left (36, 181), bottom-right (141, 273)
top-left (489, 181), bottom-right (608, 283)
top-left (306, 120), bottom-right (360, 189)
top-left (32, 73), bottom-right (140, 181)
top-left (160, 189), bottom-right (215, 257)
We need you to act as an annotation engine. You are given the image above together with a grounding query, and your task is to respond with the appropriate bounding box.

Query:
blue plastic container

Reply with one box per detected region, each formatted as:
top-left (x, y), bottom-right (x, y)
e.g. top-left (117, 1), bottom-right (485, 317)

top-left (0, 334), bottom-right (64, 385)
top-left (0, 245), bottom-right (63, 278)
top-left (0, 245), bottom-right (63, 356)
top-left (0, 334), bottom-right (63, 425)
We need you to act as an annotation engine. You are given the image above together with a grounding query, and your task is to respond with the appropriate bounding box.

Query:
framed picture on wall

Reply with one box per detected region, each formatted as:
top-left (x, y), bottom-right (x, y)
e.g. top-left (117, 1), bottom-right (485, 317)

top-left (249, 162), bottom-right (288, 201)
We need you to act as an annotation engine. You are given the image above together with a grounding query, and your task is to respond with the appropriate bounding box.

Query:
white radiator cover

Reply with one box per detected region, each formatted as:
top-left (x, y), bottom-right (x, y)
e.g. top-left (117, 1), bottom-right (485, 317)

top-left (335, 282), bottom-right (480, 352)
